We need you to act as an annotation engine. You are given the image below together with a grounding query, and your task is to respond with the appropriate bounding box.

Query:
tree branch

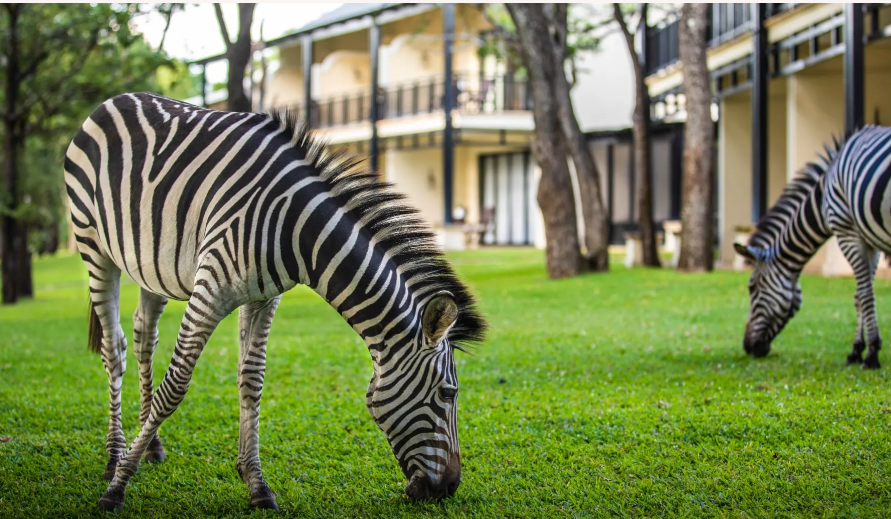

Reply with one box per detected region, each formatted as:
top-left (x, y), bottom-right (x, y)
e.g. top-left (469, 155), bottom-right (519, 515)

top-left (16, 51), bottom-right (49, 83)
top-left (158, 7), bottom-right (175, 51)
top-left (237, 3), bottom-right (255, 44)
top-left (12, 30), bottom-right (100, 121)
top-left (612, 3), bottom-right (639, 68)
top-left (213, 3), bottom-right (232, 49)
top-left (475, 4), bottom-right (522, 59)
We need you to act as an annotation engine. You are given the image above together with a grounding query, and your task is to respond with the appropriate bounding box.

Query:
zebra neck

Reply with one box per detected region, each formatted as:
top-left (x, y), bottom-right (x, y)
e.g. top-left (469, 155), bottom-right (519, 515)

top-left (304, 226), bottom-right (420, 353)
top-left (770, 179), bottom-right (831, 272)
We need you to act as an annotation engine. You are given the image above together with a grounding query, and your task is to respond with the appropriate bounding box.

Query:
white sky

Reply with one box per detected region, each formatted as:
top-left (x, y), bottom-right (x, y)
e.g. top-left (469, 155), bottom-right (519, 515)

top-left (134, 3), bottom-right (343, 85)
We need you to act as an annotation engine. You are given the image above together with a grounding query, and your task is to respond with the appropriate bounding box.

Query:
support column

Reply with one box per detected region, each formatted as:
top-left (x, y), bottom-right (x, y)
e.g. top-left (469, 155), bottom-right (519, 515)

top-left (302, 34), bottom-right (314, 126)
top-left (845, 3), bottom-right (864, 133)
top-left (201, 64), bottom-right (208, 107)
top-left (442, 3), bottom-right (455, 225)
top-left (369, 18), bottom-right (381, 171)
top-left (751, 3), bottom-right (768, 222)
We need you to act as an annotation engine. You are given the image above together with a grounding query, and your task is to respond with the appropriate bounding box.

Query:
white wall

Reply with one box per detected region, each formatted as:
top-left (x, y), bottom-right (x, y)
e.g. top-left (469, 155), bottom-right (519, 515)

top-left (571, 30), bottom-right (636, 132)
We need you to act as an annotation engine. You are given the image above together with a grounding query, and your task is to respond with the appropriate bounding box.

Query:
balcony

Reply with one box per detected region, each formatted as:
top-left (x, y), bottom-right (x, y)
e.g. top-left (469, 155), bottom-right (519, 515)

top-left (280, 72), bottom-right (532, 129)
top-left (645, 4), bottom-right (799, 76)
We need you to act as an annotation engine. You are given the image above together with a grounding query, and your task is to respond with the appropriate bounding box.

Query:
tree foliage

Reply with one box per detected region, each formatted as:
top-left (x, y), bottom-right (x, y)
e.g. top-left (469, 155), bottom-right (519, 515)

top-left (477, 3), bottom-right (607, 87)
top-left (0, 3), bottom-right (191, 303)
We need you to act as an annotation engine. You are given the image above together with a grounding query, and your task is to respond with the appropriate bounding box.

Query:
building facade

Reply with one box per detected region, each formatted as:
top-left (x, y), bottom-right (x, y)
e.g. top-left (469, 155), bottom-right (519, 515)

top-left (646, 3), bottom-right (891, 274)
top-left (188, 3), bottom-right (686, 250)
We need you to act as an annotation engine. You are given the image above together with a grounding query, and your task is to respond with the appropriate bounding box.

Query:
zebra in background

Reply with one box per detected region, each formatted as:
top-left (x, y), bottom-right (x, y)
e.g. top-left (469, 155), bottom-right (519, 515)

top-left (64, 93), bottom-right (487, 512)
top-left (735, 125), bottom-right (891, 370)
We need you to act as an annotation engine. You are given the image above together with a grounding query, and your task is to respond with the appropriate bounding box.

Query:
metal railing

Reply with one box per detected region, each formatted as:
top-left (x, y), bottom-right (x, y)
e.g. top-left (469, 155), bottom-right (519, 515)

top-left (645, 4), bottom-right (801, 76)
top-left (282, 72), bottom-right (532, 129)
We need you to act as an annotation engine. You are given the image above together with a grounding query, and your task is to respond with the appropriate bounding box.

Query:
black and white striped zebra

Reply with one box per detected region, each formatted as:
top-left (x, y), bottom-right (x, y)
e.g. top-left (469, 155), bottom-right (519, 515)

top-left (734, 125), bottom-right (891, 369)
top-left (64, 93), bottom-right (487, 512)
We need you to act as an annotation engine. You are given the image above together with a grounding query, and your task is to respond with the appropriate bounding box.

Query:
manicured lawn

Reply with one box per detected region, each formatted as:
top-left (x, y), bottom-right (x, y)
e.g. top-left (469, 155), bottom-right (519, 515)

top-left (1, 249), bottom-right (889, 518)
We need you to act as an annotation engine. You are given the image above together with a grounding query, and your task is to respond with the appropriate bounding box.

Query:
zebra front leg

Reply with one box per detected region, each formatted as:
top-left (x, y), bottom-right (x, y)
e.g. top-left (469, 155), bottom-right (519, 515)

top-left (838, 236), bottom-right (881, 369)
top-left (847, 294), bottom-right (866, 365)
top-left (99, 272), bottom-right (232, 513)
top-left (133, 289), bottom-right (169, 463)
top-left (236, 296), bottom-right (282, 510)
top-left (86, 260), bottom-right (129, 482)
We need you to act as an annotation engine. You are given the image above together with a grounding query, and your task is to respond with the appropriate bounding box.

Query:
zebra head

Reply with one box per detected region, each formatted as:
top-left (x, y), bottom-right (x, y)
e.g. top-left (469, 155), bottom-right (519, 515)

top-left (734, 243), bottom-right (803, 357)
top-left (365, 291), bottom-right (462, 500)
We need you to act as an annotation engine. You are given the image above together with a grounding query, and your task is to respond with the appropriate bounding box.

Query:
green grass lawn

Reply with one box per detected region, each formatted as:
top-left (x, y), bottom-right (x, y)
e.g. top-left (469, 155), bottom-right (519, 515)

top-left (1, 249), bottom-right (890, 518)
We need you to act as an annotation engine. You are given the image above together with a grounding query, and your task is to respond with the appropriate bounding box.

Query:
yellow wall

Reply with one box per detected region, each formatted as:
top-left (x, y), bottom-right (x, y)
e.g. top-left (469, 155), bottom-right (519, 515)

top-left (718, 94), bottom-right (752, 264)
top-left (864, 44), bottom-right (891, 126)
top-left (314, 29), bottom-right (370, 64)
top-left (380, 5), bottom-right (484, 86)
top-left (786, 69), bottom-right (844, 180)
top-left (768, 81), bottom-right (788, 205)
top-left (266, 44), bottom-right (305, 108)
top-left (785, 61), bottom-right (845, 274)
top-left (382, 143), bottom-right (530, 230)
top-left (384, 148), bottom-right (444, 227)
top-left (317, 50), bottom-right (371, 96)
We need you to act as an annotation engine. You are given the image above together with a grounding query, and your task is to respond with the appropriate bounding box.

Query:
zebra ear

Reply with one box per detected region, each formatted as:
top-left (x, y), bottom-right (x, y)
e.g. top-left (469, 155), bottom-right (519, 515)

top-left (422, 291), bottom-right (458, 345)
top-left (734, 242), bottom-right (765, 262)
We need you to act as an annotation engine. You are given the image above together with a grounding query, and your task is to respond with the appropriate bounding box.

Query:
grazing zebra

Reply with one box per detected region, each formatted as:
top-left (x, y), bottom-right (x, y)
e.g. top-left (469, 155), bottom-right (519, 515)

top-left (734, 125), bottom-right (891, 369)
top-left (64, 93), bottom-right (487, 512)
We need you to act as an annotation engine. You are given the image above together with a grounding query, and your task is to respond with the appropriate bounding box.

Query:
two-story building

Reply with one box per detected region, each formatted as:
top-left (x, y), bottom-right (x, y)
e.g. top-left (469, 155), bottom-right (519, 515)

top-left (646, 3), bottom-right (891, 274)
top-left (188, 3), bottom-right (687, 251)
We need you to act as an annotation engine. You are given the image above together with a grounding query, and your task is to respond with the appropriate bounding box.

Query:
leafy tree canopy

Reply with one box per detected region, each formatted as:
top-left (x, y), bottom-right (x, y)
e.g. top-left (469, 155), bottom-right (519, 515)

top-left (0, 3), bottom-right (196, 249)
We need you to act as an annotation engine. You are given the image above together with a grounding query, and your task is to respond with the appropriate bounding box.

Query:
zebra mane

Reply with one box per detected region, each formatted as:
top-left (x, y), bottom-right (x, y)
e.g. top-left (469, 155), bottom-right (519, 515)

top-left (267, 109), bottom-right (487, 348)
top-left (749, 130), bottom-right (851, 249)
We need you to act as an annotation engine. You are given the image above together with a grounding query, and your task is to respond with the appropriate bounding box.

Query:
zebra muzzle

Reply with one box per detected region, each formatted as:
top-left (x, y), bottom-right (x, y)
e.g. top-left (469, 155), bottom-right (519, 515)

top-left (743, 336), bottom-right (771, 358)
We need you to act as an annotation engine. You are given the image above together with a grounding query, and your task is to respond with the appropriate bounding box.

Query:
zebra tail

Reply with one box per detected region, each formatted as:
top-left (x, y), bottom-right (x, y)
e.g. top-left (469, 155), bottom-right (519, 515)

top-left (88, 297), bottom-right (103, 354)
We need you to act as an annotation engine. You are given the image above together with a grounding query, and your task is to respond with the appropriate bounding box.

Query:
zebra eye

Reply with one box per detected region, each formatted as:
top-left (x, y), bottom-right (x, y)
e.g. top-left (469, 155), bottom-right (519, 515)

top-left (439, 387), bottom-right (457, 400)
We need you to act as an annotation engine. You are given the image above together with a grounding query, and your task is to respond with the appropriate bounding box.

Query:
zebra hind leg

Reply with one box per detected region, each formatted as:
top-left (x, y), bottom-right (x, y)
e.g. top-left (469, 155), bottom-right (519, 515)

top-left (98, 267), bottom-right (233, 513)
top-left (85, 259), bottom-right (128, 481)
top-left (838, 236), bottom-right (881, 369)
top-left (133, 288), bottom-right (169, 463)
top-left (236, 296), bottom-right (282, 510)
top-left (847, 295), bottom-right (866, 365)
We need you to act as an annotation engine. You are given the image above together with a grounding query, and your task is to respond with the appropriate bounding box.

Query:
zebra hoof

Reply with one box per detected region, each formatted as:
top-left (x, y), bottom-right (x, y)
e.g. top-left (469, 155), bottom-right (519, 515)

top-left (144, 436), bottom-right (166, 463)
top-left (251, 496), bottom-right (278, 512)
top-left (846, 352), bottom-right (863, 365)
top-left (250, 496), bottom-right (280, 511)
top-left (250, 485), bottom-right (279, 511)
top-left (103, 458), bottom-right (118, 481)
top-left (98, 487), bottom-right (125, 513)
top-left (862, 355), bottom-right (881, 370)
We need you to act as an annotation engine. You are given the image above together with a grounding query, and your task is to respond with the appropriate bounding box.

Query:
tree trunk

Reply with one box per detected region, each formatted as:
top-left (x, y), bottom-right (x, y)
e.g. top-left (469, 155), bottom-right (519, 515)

top-left (677, 4), bottom-right (715, 272)
top-left (2, 5), bottom-right (21, 304)
top-left (544, 5), bottom-right (610, 272)
top-left (632, 88), bottom-right (660, 267)
top-left (614, 3), bottom-right (660, 267)
top-left (45, 221), bottom-right (60, 255)
top-left (1, 217), bottom-right (17, 304)
top-left (507, 4), bottom-right (582, 278)
top-left (554, 78), bottom-right (611, 272)
top-left (14, 226), bottom-right (32, 298)
top-left (215, 3), bottom-right (255, 113)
